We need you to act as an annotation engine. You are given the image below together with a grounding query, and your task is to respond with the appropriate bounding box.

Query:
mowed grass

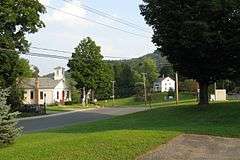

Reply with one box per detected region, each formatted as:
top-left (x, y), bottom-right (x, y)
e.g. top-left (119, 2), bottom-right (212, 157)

top-left (98, 92), bottom-right (196, 107)
top-left (47, 104), bottom-right (91, 113)
top-left (1, 102), bottom-right (240, 160)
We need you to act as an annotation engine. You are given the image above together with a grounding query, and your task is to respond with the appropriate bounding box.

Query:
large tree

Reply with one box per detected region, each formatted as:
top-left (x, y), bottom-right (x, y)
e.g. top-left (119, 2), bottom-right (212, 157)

top-left (68, 37), bottom-right (112, 104)
top-left (0, 0), bottom-right (45, 51)
top-left (140, 0), bottom-right (240, 105)
top-left (0, 0), bottom-right (45, 108)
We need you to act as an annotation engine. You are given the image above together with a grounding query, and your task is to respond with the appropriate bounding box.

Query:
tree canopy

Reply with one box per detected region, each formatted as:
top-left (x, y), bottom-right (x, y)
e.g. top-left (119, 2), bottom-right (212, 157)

top-left (68, 37), bottom-right (113, 100)
top-left (0, 0), bottom-right (45, 51)
top-left (0, 0), bottom-right (45, 109)
top-left (140, 0), bottom-right (240, 105)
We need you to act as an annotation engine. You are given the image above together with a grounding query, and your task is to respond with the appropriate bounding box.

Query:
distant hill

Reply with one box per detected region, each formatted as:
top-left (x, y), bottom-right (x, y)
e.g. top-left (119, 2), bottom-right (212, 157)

top-left (107, 50), bottom-right (171, 72)
top-left (43, 50), bottom-right (171, 77)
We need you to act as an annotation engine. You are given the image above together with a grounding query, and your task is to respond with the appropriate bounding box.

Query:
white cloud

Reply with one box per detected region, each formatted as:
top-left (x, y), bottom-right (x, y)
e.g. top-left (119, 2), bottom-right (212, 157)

top-left (45, 0), bottom-right (89, 27)
top-left (39, 0), bottom-right (50, 5)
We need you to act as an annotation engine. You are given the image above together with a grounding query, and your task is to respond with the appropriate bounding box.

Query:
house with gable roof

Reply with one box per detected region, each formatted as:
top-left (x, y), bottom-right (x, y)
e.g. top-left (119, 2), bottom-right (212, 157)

top-left (23, 67), bottom-right (71, 105)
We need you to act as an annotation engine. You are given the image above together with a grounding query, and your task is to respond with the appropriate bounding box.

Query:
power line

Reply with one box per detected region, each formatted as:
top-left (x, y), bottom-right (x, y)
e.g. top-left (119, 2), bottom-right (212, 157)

top-left (45, 5), bottom-right (149, 39)
top-left (0, 47), bottom-right (70, 60)
top-left (0, 47), bottom-right (133, 60)
top-left (0, 47), bottom-right (174, 66)
top-left (30, 46), bottom-right (133, 59)
top-left (62, 0), bottom-right (151, 33)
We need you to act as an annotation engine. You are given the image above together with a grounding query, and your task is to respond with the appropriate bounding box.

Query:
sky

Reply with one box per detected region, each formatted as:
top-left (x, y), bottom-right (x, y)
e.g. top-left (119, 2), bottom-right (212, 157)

top-left (22, 0), bottom-right (156, 75)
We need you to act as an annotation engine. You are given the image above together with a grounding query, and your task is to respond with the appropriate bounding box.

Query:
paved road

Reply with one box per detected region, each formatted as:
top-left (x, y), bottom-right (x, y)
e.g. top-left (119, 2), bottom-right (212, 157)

top-left (138, 134), bottom-right (240, 160)
top-left (19, 107), bottom-right (145, 133)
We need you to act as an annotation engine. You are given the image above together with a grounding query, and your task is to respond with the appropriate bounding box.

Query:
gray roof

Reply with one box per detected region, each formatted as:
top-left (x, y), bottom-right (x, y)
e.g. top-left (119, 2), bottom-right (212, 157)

top-left (23, 78), bottom-right (61, 89)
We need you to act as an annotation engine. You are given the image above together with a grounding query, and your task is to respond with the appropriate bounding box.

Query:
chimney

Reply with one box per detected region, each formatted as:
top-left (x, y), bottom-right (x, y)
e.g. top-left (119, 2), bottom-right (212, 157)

top-left (35, 77), bottom-right (40, 105)
top-left (162, 74), bottom-right (165, 78)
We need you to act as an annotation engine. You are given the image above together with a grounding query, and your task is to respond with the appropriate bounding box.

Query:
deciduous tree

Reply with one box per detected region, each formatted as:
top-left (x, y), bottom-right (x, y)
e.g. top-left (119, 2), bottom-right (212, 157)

top-left (68, 37), bottom-right (112, 104)
top-left (140, 0), bottom-right (240, 105)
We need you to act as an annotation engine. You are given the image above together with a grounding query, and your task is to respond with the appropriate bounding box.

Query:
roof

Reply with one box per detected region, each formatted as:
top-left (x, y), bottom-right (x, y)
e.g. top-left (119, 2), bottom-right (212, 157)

top-left (155, 77), bottom-right (174, 83)
top-left (23, 78), bottom-right (61, 89)
top-left (54, 66), bottom-right (65, 70)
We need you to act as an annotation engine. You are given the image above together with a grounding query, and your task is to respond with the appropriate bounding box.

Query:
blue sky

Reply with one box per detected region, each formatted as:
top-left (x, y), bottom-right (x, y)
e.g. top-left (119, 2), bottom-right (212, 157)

top-left (23, 0), bottom-right (155, 75)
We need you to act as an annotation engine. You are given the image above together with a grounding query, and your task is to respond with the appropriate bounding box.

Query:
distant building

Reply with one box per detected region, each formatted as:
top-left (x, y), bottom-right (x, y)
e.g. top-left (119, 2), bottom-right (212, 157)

top-left (23, 67), bottom-right (71, 105)
top-left (153, 77), bottom-right (175, 92)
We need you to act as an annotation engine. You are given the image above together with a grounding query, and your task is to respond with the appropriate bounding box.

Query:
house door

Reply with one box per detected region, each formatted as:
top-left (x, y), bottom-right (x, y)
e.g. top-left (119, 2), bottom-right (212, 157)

top-left (62, 91), bottom-right (65, 103)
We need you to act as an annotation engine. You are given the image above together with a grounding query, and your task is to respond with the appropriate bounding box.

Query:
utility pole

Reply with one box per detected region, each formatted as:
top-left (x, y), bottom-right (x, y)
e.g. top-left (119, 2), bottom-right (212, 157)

top-left (111, 81), bottom-right (115, 106)
top-left (175, 72), bottom-right (179, 104)
top-left (142, 73), bottom-right (147, 107)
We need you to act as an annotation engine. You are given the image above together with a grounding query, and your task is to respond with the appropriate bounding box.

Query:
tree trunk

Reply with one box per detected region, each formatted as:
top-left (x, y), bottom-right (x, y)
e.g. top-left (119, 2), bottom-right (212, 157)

top-left (198, 81), bottom-right (209, 106)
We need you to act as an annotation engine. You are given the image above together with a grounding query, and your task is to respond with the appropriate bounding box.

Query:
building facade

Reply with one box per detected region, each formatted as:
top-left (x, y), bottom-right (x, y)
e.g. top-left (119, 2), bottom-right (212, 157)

top-left (153, 77), bottom-right (175, 92)
top-left (23, 67), bottom-right (71, 105)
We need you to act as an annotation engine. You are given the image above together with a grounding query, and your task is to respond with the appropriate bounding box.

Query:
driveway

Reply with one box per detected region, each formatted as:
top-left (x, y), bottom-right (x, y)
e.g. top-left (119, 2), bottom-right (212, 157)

top-left (19, 107), bottom-right (145, 133)
top-left (138, 134), bottom-right (240, 160)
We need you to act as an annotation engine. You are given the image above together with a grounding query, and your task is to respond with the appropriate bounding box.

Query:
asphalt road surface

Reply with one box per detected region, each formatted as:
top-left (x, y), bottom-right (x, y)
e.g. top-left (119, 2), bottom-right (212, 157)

top-left (19, 107), bottom-right (145, 133)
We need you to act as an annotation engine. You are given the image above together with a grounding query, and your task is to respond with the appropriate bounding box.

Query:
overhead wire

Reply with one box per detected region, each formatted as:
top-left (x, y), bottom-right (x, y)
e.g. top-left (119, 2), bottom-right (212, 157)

top-left (62, 0), bottom-right (151, 33)
top-left (0, 47), bottom-right (173, 66)
top-left (45, 5), bottom-right (150, 39)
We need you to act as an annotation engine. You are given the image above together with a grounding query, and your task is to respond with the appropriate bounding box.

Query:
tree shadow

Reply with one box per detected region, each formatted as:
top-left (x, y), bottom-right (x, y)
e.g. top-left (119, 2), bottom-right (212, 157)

top-left (45, 101), bottom-right (240, 138)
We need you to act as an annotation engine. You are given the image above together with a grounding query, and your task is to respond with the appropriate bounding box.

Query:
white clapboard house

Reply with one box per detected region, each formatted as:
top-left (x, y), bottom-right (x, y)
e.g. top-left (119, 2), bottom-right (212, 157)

top-left (153, 76), bottom-right (175, 92)
top-left (23, 67), bottom-right (71, 105)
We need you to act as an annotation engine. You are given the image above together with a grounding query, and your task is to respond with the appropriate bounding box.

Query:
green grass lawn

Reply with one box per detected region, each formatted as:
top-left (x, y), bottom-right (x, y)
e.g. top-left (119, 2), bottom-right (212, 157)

top-left (46, 92), bottom-right (196, 114)
top-left (98, 92), bottom-right (196, 107)
top-left (1, 101), bottom-right (240, 160)
top-left (46, 103), bottom-right (98, 114)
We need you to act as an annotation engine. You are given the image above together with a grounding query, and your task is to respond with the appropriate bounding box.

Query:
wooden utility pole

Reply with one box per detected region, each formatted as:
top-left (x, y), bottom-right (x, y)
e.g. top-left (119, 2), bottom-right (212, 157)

top-left (214, 82), bottom-right (217, 94)
top-left (112, 81), bottom-right (115, 106)
top-left (175, 72), bottom-right (179, 104)
top-left (82, 87), bottom-right (86, 107)
top-left (142, 73), bottom-right (147, 107)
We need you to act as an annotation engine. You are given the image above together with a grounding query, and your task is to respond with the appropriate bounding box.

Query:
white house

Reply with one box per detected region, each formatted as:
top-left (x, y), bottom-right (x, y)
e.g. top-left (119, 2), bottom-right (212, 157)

top-left (153, 77), bottom-right (175, 92)
top-left (23, 67), bottom-right (71, 105)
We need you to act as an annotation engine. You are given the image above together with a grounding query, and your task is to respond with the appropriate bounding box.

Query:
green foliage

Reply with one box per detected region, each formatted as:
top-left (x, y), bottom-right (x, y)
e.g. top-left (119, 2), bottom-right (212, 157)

top-left (113, 63), bottom-right (136, 98)
top-left (1, 102), bottom-right (240, 159)
top-left (168, 88), bottom-right (175, 98)
top-left (0, 88), bottom-right (22, 147)
top-left (68, 37), bottom-right (113, 99)
top-left (140, 0), bottom-right (240, 104)
top-left (180, 79), bottom-right (199, 93)
top-left (136, 58), bottom-right (159, 89)
top-left (0, 52), bottom-right (32, 110)
top-left (160, 66), bottom-right (175, 78)
top-left (95, 63), bottom-right (113, 100)
top-left (0, 0), bottom-right (45, 108)
top-left (0, 0), bottom-right (45, 51)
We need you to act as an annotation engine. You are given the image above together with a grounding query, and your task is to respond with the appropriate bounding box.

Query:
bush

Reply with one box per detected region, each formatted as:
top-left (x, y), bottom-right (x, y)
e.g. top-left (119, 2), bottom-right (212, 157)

top-left (0, 89), bottom-right (22, 147)
top-left (168, 88), bottom-right (175, 97)
top-left (64, 101), bottom-right (74, 105)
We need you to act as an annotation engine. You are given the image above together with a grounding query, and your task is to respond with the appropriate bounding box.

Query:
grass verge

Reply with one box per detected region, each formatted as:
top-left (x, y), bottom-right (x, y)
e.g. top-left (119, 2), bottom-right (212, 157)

top-left (2, 101), bottom-right (240, 160)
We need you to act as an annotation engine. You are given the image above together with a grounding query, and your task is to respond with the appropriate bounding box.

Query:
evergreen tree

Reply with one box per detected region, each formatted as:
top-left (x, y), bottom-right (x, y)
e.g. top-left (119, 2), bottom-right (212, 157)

top-left (0, 88), bottom-right (21, 146)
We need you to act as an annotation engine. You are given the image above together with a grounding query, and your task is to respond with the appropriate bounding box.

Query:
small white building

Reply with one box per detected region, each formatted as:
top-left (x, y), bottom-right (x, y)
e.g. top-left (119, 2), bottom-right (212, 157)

top-left (23, 67), bottom-right (71, 105)
top-left (153, 77), bottom-right (175, 92)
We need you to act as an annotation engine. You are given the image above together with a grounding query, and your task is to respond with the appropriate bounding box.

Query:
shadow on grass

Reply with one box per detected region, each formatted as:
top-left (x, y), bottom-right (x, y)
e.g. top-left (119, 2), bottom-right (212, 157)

top-left (46, 101), bottom-right (240, 138)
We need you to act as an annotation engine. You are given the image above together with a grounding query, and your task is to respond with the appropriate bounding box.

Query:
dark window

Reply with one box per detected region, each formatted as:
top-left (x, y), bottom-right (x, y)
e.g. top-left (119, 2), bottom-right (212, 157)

top-left (40, 91), bottom-right (44, 100)
top-left (67, 91), bottom-right (70, 99)
top-left (57, 91), bottom-right (59, 99)
top-left (30, 91), bottom-right (34, 99)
